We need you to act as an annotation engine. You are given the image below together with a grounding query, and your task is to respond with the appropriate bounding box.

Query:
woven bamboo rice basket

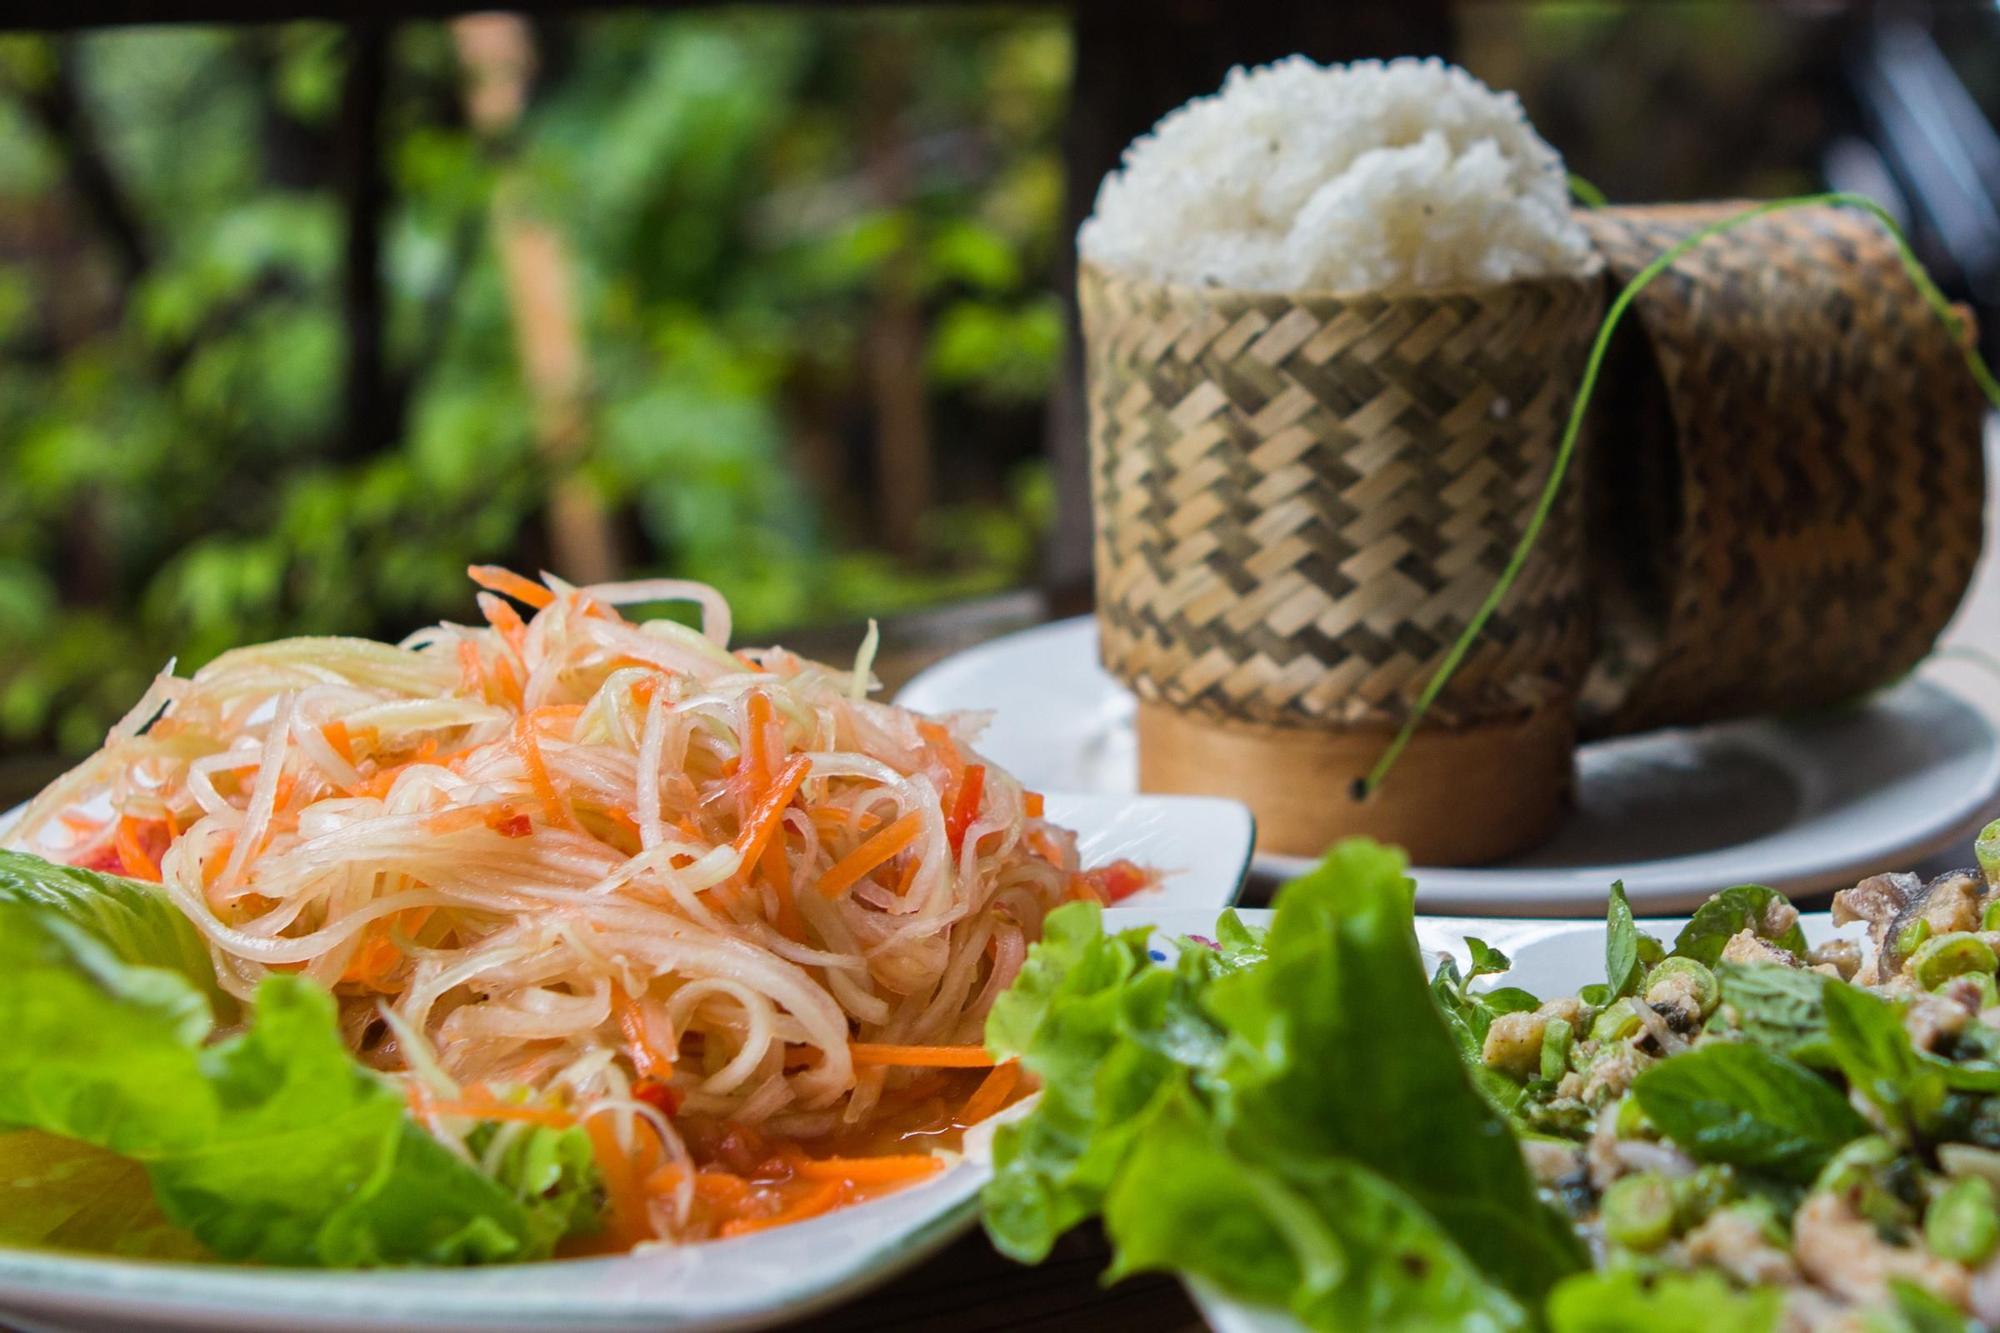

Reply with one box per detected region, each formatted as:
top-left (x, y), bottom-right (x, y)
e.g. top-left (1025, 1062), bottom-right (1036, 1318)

top-left (1577, 203), bottom-right (1987, 737)
top-left (1081, 260), bottom-right (1605, 863)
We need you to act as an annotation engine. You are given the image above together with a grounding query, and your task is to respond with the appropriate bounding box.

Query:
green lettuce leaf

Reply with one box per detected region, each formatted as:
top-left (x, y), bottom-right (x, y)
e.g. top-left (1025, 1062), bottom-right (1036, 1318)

top-left (0, 853), bottom-right (600, 1266)
top-left (0, 1131), bottom-right (206, 1260)
top-left (983, 902), bottom-right (1239, 1263)
top-left (1104, 1088), bottom-right (1526, 1333)
top-left (1672, 886), bottom-right (1807, 966)
top-left (0, 850), bottom-right (231, 1016)
top-left (1203, 841), bottom-right (1588, 1309)
top-left (1632, 1042), bottom-right (1867, 1182)
top-left (982, 838), bottom-right (1587, 1329)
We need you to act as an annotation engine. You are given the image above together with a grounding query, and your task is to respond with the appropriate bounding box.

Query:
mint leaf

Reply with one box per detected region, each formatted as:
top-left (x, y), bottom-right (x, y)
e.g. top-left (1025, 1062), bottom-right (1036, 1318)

top-left (1823, 980), bottom-right (1948, 1144)
top-left (1673, 886), bottom-right (1806, 966)
top-left (1605, 882), bottom-right (1642, 999)
top-left (1714, 963), bottom-right (1831, 1063)
top-left (1465, 938), bottom-right (1511, 981)
top-left (1546, 1268), bottom-right (1782, 1332)
top-left (1887, 1278), bottom-right (1978, 1333)
top-left (1633, 1043), bottom-right (1867, 1182)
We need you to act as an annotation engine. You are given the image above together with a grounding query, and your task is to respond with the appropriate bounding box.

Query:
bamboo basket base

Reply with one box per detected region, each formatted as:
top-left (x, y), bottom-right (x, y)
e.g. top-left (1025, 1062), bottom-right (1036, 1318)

top-left (1136, 702), bottom-right (1575, 867)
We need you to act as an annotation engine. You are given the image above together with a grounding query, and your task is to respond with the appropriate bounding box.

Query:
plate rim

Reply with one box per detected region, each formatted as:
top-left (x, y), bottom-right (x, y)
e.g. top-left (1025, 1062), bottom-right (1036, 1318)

top-left (900, 615), bottom-right (2000, 916)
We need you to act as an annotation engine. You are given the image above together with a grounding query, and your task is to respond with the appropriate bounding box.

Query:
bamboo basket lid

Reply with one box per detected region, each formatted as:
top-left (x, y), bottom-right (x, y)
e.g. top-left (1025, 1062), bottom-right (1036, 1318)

top-left (1577, 202), bottom-right (1987, 737)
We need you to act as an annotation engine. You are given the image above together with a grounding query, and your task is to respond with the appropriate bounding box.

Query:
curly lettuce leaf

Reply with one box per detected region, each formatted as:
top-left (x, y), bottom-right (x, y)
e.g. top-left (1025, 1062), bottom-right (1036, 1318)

top-left (982, 838), bottom-right (1587, 1329)
top-left (0, 853), bottom-right (600, 1266)
top-left (983, 902), bottom-right (1222, 1262)
top-left (1203, 840), bottom-right (1588, 1309)
top-left (1105, 1088), bottom-right (1526, 1333)
top-left (0, 1131), bottom-right (206, 1260)
top-left (0, 849), bottom-right (232, 1016)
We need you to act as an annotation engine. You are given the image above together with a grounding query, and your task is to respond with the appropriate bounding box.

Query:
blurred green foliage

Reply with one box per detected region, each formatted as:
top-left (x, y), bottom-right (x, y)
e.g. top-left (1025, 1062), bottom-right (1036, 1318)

top-left (0, 11), bottom-right (1068, 755)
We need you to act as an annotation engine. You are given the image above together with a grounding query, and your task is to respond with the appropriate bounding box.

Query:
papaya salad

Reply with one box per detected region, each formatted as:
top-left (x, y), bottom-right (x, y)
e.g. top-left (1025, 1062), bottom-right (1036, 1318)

top-left (0, 567), bottom-right (1153, 1265)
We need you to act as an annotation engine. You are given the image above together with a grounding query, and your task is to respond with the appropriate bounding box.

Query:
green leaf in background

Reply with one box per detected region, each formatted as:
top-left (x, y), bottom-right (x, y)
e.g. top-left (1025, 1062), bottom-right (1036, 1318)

top-left (1605, 882), bottom-right (1642, 999)
top-left (1632, 1042), bottom-right (1868, 1182)
top-left (1544, 1268), bottom-right (1782, 1333)
top-left (1202, 841), bottom-right (1588, 1310)
top-left (1672, 885), bottom-right (1808, 966)
top-left (1212, 909), bottom-right (1265, 971)
top-left (0, 1131), bottom-right (206, 1260)
top-left (0, 851), bottom-right (600, 1266)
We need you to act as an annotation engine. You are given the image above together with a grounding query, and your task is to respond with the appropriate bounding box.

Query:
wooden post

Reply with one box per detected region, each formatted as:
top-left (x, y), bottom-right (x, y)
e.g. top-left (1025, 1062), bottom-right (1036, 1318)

top-left (336, 20), bottom-right (390, 459)
top-left (452, 12), bottom-right (619, 586)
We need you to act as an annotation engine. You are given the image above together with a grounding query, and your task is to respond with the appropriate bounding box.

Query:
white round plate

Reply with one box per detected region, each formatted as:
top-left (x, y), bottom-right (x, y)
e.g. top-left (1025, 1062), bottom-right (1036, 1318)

top-left (0, 792), bottom-right (1250, 1333)
top-left (899, 616), bottom-right (2000, 917)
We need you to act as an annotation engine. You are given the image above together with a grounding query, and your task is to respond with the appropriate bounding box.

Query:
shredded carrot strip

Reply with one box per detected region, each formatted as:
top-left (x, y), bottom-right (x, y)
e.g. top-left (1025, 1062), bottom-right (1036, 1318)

top-left (489, 653), bottom-right (525, 710)
top-left (848, 1043), bottom-right (997, 1068)
top-left (422, 1098), bottom-right (575, 1128)
top-left (615, 988), bottom-right (674, 1081)
top-left (456, 640), bottom-right (486, 699)
top-left (322, 720), bottom-right (355, 765)
top-left (1024, 791), bottom-right (1045, 819)
top-left (467, 564), bottom-right (554, 609)
top-left (946, 764), bottom-right (985, 853)
top-left (341, 931), bottom-right (403, 991)
top-left (527, 704), bottom-right (584, 734)
top-left (513, 719), bottom-right (571, 829)
top-left (585, 1112), bottom-right (654, 1248)
top-left (817, 811), bottom-right (924, 900)
top-left (893, 855), bottom-right (921, 897)
top-left (720, 1178), bottom-right (842, 1237)
top-left (599, 806), bottom-right (642, 842)
top-left (645, 1165), bottom-right (752, 1206)
top-left (734, 755), bottom-right (811, 863)
top-left (479, 591), bottom-right (529, 655)
top-left (114, 816), bottom-right (162, 882)
top-left (743, 690), bottom-right (773, 798)
top-left (811, 806), bottom-right (883, 837)
top-left (792, 1154), bottom-right (946, 1185)
top-left (959, 1059), bottom-right (1021, 1125)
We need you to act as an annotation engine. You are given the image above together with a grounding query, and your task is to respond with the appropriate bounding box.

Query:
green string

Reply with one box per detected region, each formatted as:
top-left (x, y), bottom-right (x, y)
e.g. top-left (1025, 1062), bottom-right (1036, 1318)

top-left (1360, 190), bottom-right (2000, 798)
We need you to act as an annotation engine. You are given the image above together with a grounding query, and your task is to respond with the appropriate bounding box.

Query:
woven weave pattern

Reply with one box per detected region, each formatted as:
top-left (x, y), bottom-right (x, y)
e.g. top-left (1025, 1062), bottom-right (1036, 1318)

top-left (1579, 204), bottom-right (1986, 736)
top-left (1081, 263), bottom-right (1605, 728)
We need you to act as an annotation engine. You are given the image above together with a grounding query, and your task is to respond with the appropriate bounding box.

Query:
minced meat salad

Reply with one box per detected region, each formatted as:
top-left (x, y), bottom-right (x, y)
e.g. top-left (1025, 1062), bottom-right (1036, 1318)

top-left (1488, 855), bottom-right (2000, 1329)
